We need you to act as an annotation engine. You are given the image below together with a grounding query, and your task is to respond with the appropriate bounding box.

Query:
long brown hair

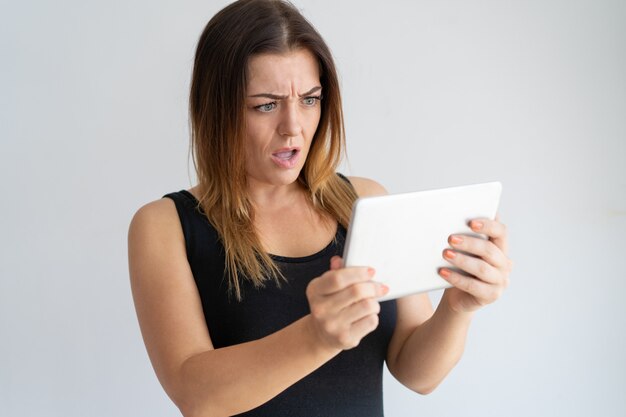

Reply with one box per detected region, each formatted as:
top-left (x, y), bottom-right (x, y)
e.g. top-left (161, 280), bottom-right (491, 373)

top-left (189, 0), bottom-right (357, 300)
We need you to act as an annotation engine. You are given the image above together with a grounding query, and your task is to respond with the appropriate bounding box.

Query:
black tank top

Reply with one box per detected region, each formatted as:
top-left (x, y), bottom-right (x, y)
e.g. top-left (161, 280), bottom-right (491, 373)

top-left (162, 179), bottom-right (397, 416)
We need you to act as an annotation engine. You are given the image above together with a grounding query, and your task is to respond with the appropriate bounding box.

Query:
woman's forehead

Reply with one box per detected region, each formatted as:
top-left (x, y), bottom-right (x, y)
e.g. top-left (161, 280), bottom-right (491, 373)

top-left (246, 49), bottom-right (321, 95)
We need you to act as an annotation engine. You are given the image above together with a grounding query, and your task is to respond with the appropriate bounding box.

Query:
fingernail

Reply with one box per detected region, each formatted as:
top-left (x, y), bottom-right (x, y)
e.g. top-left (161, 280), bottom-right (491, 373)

top-left (367, 267), bottom-right (375, 277)
top-left (471, 220), bottom-right (483, 231)
top-left (450, 235), bottom-right (463, 245)
top-left (440, 268), bottom-right (451, 278)
top-left (444, 249), bottom-right (456, 260)
top-left (380, 284), bottom-right (389, 294)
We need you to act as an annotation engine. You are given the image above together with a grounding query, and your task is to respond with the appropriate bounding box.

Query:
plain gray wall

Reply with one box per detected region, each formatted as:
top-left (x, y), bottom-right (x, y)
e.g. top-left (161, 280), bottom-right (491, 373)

top-left (2, 0), bottom-right (625, 416)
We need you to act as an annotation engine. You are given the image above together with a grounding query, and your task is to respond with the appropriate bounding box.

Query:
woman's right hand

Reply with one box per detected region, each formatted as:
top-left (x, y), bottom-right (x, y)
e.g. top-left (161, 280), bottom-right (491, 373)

top-left (305, 256), bottom-right (389, 351)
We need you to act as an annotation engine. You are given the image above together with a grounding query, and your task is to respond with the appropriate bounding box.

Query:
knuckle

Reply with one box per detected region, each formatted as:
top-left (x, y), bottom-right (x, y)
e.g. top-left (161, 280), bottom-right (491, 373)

top-left (373, 299), bottom-right (381, 314)
top-left (364, 298), bottom-right (380, 314)
top-left (328, 273), bottom-right (342, 289)
top-left (366, 314), bottom-right (379, 330)
top-left (484, 244), bottom-right (497, 261)
top-left (359, 298), bottom-right (372, 312)
top-left (350, 284), bottom-right (365, 299)
top-left (477, 262), bottom-right (490, 277)
top-left (337, 332), bottom-right (353, 348)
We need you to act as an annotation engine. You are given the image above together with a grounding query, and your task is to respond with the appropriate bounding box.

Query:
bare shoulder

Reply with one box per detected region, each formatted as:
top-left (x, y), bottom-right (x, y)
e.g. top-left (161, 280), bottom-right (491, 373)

top-left (346, 176), bottom-right (388, 198)
top-left (127, 197), bottom-right (187, 270)
top-left (128, 197), bottom-right (182, 247)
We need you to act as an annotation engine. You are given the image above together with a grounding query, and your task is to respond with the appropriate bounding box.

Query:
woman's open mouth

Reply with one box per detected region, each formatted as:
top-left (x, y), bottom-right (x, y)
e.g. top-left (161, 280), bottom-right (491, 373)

top-left (271, 148), bottom-right (301, 169)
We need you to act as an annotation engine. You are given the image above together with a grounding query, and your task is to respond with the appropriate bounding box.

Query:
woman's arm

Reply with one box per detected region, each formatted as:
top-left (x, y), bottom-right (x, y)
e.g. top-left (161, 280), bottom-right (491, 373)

top-left (128, 198), bottom-right (385, 417)
top-left (385, 292), bottom-right (472, 394)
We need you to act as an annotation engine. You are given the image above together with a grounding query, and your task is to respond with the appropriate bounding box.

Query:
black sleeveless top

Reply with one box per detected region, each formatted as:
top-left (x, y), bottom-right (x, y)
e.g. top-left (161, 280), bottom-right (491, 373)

top-left (162, 180), bottom-right (397, 416)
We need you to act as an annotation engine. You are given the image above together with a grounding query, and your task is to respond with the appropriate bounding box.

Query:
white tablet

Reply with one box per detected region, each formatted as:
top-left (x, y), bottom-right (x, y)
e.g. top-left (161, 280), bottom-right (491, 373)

top-left (342, 181), bottom-right (502, 301)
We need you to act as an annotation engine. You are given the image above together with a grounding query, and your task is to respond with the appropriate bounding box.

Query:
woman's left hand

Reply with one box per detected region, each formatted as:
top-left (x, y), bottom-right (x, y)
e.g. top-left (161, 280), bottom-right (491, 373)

top-left (438, 213), bottom-right (513, 314)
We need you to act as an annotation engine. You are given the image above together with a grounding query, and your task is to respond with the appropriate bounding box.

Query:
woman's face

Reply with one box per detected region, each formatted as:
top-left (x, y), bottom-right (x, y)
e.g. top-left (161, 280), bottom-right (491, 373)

top-left (244, 49), bottom-right (322, 189)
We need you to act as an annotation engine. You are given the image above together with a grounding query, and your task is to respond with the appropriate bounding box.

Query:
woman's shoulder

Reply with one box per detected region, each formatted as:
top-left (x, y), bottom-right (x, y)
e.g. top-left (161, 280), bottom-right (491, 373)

top-left (130, 186), bottom-right (200, 223)
top-left (345, 176), bottom-right (388, 198)
top-left (128, 195), bottom-right (183, 246)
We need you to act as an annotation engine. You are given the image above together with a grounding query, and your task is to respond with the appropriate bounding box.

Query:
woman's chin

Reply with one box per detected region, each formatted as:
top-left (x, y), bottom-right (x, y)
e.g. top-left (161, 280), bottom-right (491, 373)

top-left (247, 168), bottom-right (303, 188)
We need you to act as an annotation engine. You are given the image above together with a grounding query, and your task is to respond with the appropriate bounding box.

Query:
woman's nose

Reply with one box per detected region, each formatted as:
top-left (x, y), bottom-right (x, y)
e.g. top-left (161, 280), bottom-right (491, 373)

top-left (278, 102), bottom-right (302, 138)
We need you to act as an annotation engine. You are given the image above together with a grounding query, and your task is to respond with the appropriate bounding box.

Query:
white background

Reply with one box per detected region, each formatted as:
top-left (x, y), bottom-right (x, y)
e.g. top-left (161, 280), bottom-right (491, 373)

top-left (1, 0), bottom-right (625, 416)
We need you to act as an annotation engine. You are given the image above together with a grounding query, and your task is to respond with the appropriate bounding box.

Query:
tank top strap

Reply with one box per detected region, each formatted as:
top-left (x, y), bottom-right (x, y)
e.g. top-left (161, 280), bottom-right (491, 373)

top-left (336, 172), bottom-right (352, 186)
top-left (336, 172), bottom-right (358, 198)
top-left (162, 190), bottom-right (223, 267)
top-left (162, 190), bottom-right (193, 255)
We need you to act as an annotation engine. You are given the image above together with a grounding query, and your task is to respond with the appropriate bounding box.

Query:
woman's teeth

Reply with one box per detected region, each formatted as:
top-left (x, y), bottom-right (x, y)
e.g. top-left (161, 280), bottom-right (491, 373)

top-left (274, 150), bottom-right (295, 160)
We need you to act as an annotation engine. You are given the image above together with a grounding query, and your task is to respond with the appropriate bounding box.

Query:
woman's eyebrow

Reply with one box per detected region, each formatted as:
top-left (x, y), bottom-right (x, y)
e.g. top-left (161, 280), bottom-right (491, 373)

top-left (248, 86), bottom-right (322, 99)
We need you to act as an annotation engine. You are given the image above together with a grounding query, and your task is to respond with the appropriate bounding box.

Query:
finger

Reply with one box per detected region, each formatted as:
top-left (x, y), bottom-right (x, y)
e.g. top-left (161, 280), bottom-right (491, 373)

top-left (448, 234), bottom-right (509, 269)
top-left (469, 214), bottom-right (508, 255)
top-left (330, 256), bottom-right (343, 270)
top-left (312, 267), bottom-right (375, 295)
top-left (330, 281), bottom-right (388, 310)
top-left (443, 249), bottom-right (500, 284)
top-left (348, 313), bottom-right (380, 344)
top-left (341, 297), bottom-right (381, 324)
top-left (439, 268), bottom-right (498, 301)
top-left (308, 283), bottom-right (384, 328)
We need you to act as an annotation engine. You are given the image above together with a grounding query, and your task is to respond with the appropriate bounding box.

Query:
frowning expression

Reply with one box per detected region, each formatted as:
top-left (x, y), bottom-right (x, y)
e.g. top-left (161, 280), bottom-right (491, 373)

top-left (244, 49), bottom-right (322, 187)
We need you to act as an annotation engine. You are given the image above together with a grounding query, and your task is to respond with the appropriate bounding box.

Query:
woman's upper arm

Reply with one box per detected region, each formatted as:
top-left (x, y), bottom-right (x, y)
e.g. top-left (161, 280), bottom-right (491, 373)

top-left (127, 198), bottom-right (214, 405)
top-left (386, 293), bottom-right (434, 374)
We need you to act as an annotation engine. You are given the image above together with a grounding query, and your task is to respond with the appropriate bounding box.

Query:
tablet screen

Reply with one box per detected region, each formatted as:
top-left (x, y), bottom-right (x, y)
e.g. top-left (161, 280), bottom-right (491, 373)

top-left (342, 181), bottom-right (502, 301)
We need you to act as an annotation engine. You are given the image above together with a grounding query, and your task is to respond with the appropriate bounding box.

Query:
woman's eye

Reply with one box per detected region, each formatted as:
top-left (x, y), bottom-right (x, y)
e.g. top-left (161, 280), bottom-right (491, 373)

top-left (255, 102), bottom-right (277, 112)
top-left (302, 95), bottom-right (321, 106)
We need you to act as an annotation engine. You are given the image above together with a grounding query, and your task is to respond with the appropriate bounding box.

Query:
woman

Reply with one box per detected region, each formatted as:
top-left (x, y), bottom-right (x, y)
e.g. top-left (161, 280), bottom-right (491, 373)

top-left (127, 0), bottom-right (512, 416)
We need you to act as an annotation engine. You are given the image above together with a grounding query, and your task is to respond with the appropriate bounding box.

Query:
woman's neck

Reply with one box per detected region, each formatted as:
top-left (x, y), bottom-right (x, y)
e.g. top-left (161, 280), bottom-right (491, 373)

top-left (246, 178), bottom-right (306, 211)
